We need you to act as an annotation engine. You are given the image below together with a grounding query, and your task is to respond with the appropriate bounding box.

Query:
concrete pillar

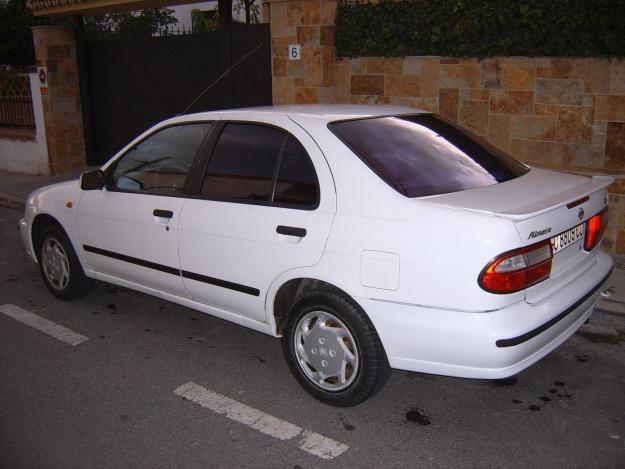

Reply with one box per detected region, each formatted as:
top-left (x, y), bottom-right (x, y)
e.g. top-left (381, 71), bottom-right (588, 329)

top-left (32, 26), bottom-right (86, 174)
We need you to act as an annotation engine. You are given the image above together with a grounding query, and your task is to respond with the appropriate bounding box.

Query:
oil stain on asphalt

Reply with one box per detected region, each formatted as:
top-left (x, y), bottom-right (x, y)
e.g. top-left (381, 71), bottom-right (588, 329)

top-left (338, 416), bottom-right (355, 431)
top-left (405, 407), bottom-right (432, 426)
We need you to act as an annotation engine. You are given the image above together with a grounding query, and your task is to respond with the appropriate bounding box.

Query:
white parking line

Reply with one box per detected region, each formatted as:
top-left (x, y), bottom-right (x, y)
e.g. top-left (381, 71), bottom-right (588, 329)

top-left (0, 304), bottom-right (89, 346)
top-left (174, 382), bottom-right (349, 460)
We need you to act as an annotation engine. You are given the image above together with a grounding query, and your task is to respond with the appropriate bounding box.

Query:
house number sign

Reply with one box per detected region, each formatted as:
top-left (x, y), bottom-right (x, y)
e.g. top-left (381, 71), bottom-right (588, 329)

top-left (288, 44), bottom-right (301, 61)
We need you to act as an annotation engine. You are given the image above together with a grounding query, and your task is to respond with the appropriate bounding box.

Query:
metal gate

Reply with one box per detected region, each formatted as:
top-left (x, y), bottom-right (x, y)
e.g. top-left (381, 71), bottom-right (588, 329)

top-left (83, 23), bottom-right (272, 164)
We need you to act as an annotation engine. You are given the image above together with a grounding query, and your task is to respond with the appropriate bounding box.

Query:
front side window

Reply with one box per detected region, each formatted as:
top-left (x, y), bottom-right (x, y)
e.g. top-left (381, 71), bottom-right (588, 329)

top-left (330, 114), bottom-right (529, 198)
top-left (111, 123), bottom-right (212, 195)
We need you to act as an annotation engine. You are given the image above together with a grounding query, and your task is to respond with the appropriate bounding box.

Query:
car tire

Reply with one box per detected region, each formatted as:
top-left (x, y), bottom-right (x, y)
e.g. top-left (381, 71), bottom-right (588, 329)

top-left (37, 224), bottom-right (92, 301)
top-left (282, 290), bottom-right (390, 407)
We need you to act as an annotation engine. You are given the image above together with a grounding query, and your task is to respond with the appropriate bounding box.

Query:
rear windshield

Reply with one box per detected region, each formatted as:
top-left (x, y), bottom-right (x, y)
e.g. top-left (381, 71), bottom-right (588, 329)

top-left (329, 114), bottom-right (529, 198)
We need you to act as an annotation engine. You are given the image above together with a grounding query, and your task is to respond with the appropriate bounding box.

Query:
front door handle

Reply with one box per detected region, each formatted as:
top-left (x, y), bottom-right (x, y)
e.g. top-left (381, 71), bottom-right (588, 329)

top-left (153, 209), bottom-right (173, 219)
top-left (276, 225), bottom-right (307, 237)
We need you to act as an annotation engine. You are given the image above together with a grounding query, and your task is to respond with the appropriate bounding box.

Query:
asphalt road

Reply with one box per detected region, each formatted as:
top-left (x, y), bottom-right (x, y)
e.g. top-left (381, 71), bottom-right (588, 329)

top-left (1, 203), bottom-right (625, 468)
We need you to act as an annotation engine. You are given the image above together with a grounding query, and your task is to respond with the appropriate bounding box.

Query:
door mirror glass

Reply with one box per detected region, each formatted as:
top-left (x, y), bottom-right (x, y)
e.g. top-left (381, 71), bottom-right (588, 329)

top-left (115, 175), bottom-right (143, 191)
top-left (80, 170), bottom-right (104, 190)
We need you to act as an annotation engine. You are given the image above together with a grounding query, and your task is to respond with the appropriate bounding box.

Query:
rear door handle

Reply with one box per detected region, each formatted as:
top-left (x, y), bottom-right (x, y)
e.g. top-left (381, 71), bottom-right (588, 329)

top-left (276, 225), bottom-right (307, 237)
top-left (153, 209), bottom-right (173, 219)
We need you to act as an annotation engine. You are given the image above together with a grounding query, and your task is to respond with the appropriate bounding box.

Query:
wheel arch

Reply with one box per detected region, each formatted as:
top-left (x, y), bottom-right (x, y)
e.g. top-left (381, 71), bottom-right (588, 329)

top-left (31, 213), bottom-right (65, 262)
top-left (271, 277), bottom-right (356, 336)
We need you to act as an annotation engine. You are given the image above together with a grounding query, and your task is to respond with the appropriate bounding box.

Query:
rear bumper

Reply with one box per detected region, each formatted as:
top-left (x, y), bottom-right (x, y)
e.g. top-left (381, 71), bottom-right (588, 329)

top-left (357, 250), bottom-right (613, 379)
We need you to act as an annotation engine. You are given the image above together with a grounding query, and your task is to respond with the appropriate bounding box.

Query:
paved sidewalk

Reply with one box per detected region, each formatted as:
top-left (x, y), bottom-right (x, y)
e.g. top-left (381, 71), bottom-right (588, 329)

top-left (0, 169), bottom-right (623, 316)
top-left (0, 168), bottom-right (91, 205)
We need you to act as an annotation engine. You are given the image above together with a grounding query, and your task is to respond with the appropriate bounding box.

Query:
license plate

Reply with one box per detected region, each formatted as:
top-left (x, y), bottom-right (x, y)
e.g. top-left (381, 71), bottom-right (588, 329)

top-left (550, 224), bottom-right (585, 254)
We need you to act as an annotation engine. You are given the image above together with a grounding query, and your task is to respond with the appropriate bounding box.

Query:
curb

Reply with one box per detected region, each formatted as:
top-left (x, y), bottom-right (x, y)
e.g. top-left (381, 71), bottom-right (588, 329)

top-left (0, 192), bottom-right (25, 207)
top-left (596, 299), bottom-right (625, 317)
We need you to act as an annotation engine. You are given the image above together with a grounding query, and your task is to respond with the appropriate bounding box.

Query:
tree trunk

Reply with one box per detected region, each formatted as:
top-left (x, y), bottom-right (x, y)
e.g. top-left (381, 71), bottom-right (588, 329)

top-left (244, 0), bottom-right (251, 24)
top-left (218, 0), bottom-right (232, 30)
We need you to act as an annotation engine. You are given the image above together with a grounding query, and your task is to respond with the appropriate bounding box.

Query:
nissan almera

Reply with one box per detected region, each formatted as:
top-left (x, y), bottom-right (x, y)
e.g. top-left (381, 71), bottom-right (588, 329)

top-left (19, 105), bottom-right (614, 406)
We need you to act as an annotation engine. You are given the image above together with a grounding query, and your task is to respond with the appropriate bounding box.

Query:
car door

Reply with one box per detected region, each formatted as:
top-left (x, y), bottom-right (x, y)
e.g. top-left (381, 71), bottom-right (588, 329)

top-left (177, 120), bottom-right (336, 322)
top-left (77, 122), bottom-right (213, 296)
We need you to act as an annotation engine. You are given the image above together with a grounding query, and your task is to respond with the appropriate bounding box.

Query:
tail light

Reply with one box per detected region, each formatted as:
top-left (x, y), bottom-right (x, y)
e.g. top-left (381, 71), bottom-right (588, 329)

top-left (479, 240), bottom-right (553, 294)
top-left (584, 208), bottom-right (609, 251)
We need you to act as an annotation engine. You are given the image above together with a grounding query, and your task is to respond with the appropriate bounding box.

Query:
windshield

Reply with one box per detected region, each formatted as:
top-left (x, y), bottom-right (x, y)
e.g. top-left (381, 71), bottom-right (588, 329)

top-left (329, 114), bottom-right (529, 197)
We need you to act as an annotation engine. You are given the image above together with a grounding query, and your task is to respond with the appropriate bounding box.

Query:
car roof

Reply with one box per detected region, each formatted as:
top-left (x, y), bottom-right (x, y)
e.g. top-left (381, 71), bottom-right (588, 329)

top-left (173, 104), bottom-right (428, 125)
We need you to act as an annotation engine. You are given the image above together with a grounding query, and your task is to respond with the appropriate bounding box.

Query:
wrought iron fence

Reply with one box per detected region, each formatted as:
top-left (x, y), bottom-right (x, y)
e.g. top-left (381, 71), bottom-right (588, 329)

top-left (0, 74), bottom-right (36, 130)
top-left (86, 23), bottom-right (207, 40)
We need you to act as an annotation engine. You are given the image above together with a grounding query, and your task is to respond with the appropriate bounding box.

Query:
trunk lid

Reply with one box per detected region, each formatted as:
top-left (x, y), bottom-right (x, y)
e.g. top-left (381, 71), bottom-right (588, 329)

top-left (423, 168), bottom-right (613, 303)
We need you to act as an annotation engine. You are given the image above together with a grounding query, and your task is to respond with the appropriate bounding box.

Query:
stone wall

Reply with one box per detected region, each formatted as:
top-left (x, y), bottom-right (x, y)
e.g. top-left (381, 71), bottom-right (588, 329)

top-left (270, 0), bottom-right (337, 104)
top-left (269, 0), bottom-right (625, 254)
top-left (32, 26), bottom-right (86, 175)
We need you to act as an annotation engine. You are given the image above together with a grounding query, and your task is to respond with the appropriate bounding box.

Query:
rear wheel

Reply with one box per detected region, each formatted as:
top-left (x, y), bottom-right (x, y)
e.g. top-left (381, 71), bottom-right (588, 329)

top-left (282, 290), bottom-right (390, 407)
top-left (37, 224), bottom-right (92, 301)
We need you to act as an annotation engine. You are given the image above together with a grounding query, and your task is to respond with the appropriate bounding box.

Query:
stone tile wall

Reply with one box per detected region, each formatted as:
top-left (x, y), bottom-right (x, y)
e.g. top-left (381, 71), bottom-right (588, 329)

top-left (270, 0), bottom-right (337, 104)
top-left (338, 56), bottom-right (625, 254)
top-left (32, 26), bottom-right (86, 175)
top-left (269, 0), bottom-right (625, 254)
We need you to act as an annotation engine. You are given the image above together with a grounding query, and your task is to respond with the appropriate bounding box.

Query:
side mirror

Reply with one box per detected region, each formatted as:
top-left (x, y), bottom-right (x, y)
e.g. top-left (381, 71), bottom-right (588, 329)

top-left (80, 170), bottom-right (105, 190)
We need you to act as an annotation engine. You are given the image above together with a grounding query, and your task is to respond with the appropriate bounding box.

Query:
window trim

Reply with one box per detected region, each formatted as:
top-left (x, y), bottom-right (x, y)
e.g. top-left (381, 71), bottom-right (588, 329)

top-left (188, 120), bottom-right (321, 211)
top-left (327, 113), bottom-right (530, 198)
top-left (104, 121), bottom-right (216, 198)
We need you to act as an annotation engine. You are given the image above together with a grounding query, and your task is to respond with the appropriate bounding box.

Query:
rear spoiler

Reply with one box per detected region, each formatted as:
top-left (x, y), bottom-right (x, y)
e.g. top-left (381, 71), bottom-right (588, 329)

top-left (420, 169), bottom-right (614, 221)
top-left (498, 175), bottom-right (614, 220)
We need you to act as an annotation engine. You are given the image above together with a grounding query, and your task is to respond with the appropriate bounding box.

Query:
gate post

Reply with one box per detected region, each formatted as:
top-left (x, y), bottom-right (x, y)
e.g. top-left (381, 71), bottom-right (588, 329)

top-left (269, 0), bottom-right (338, 104)
top-left (31, 26), bottom-right (86, 174)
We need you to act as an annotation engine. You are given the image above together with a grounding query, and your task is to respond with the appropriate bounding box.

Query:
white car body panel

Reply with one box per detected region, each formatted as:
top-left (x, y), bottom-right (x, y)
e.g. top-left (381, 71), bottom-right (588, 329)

top-left (177, 114), bottom-right (336, 322)
top-left (21, 181), bottom-right (88, 269)
top-left (77, 190), bottom-right (189, 297)
top-left (360, 250), bottom-right (612, 377)
top-left (19, 104), bottom-right (614, 381)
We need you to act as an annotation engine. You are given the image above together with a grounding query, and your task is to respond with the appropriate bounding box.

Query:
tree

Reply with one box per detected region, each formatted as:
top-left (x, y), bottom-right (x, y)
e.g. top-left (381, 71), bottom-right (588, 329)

top-left (0, 0), bottom-right (66, 68)
top-left (0, 1), bottom-right (178, 68)
top-left (191, 9), bottom-right (219, 33)
top-left (233, 0), bottom-right (259, 24)
top-left (83, 8), bottom-right (178, 39)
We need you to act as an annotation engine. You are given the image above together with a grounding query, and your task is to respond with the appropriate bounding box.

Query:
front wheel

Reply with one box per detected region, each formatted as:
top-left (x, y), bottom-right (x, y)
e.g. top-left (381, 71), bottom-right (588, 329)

top-left (282, 290), bottom-right (390, 407)
top-left (37, 224), bottom-right (92, 301)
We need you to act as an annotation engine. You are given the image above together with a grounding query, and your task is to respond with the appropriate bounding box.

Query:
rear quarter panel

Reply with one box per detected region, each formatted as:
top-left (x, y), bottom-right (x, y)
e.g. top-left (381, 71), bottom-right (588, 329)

top-left (292, 117), bottom-right (526, 312)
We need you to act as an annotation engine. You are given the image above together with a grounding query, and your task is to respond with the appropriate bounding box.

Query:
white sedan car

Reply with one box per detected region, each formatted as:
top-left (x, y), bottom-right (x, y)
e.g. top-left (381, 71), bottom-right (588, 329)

top-left (19, 105), bottom-right (614, 406)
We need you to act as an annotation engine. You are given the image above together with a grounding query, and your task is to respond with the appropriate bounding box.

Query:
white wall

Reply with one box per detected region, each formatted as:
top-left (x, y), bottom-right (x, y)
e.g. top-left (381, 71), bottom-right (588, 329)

top-left (170, 1), bottom-right (217, 29)
top-left (0, 73), bottom-right (49, 175)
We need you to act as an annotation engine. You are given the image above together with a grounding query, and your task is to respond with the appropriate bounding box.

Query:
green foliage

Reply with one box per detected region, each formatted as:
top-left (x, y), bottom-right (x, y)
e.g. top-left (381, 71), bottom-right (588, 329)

top-left (84, 8), bottom-right (178, 39)
top-left (0, 0), bottom-right (177, 67)
top-left (191, 9), bottom-right (219, 33)
top-left (0, 0), bottom-right (67, 68)
top-left (336, 0), bottom-right (625, 58)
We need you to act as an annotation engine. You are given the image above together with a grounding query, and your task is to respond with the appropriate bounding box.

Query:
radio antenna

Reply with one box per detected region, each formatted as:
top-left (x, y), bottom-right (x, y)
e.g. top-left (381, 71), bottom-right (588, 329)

top-left (178, 42), bottom-right (264, 116)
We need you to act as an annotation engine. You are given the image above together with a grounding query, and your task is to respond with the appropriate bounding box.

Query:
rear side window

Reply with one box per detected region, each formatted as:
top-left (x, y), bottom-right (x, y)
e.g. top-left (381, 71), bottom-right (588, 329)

top-left (201, 124), bottom-right (319, 208)
top-left (273, 136), bottom-right (318, 206)
top-left (111, 123), bottom-right (211, 195)
top-left (201, 123), bottom-right (285, 201)
top-left (329, 114), bottom-right (529, 198)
